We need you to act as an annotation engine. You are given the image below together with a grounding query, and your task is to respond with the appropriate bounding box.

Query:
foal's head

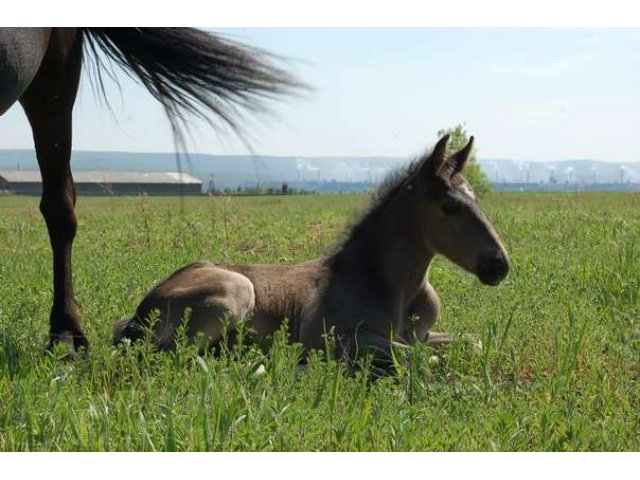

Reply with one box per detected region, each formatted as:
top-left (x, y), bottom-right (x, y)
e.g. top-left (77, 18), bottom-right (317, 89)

top-left (409, 135), bottom-right (509, 285)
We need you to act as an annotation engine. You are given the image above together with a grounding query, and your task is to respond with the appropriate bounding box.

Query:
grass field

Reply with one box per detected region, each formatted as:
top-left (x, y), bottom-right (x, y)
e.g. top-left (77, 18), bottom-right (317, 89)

top-left (0, 192), bottom-right (638, 451)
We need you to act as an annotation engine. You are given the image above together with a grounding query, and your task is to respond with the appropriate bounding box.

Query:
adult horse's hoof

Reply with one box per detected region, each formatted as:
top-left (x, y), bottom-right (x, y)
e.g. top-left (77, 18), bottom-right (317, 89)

top-left (48, 330), bottom-right (89, 358)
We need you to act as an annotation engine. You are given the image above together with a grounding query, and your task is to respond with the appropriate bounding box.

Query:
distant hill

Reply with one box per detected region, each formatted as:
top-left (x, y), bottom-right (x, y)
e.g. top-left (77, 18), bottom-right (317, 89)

top-left (1, 149), bottom-right (639, 190)
top-left (0, 149), bottom-right (408, 190)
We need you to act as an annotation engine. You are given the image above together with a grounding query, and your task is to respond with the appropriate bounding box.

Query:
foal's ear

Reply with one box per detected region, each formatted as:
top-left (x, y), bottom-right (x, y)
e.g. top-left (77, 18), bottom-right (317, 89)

top-left (421, 134), bottom-right (449, 176)
top-left (450, 136), bottom-right (474, 176)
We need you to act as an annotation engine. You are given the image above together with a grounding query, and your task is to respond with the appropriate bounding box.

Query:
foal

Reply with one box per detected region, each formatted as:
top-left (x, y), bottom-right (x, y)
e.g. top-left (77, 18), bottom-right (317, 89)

top-left (114, 135), bottom-right (509, 367)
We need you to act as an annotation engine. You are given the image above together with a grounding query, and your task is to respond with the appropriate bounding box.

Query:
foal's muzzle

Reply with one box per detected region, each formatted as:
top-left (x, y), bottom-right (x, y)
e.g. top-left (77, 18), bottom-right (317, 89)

top-left (476, 251), bottom-right (509, 286)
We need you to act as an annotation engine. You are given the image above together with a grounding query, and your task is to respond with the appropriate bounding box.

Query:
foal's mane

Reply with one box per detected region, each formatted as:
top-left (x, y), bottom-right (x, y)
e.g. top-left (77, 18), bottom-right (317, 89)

top-left (335, 148), bottom-right (433, 251)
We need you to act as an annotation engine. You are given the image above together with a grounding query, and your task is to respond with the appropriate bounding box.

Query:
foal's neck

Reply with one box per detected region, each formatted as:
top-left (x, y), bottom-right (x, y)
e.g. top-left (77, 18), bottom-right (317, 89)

top-left (334, 189), bottom-right (434, 298)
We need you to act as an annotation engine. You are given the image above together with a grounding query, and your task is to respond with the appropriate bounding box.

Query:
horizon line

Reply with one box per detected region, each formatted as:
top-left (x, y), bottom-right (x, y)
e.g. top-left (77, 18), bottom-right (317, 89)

top-left (0, 148), bottom-right (638, 164)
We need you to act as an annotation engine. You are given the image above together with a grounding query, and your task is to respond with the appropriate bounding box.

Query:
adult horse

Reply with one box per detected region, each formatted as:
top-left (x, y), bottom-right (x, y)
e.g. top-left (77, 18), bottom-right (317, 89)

top-left (0, 27), bottom-right (301, 352)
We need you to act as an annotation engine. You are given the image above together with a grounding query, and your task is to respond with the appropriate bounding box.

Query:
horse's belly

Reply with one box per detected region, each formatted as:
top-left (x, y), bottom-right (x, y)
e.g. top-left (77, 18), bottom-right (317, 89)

top-left (0, 28), bottom-right (50, 114)
top-left (245, 311), bottom-right (284, 341)
top-left (296, 314), bottom-right (330, 352)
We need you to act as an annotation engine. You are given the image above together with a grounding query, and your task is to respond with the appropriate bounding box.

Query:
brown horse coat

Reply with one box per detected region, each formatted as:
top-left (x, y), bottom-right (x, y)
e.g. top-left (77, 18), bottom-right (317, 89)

top-left (114, 135), bottom-right (509, 366)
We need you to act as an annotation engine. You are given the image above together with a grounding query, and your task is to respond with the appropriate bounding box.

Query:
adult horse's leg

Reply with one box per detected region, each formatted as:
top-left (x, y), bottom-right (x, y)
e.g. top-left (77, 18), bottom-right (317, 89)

top-left (19, 29), bottom-right (87, 351)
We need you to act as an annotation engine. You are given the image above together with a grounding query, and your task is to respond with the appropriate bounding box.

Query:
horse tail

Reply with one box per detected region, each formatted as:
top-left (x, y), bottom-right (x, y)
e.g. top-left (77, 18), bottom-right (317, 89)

top-left (80, 27), bottom-right (304, 143)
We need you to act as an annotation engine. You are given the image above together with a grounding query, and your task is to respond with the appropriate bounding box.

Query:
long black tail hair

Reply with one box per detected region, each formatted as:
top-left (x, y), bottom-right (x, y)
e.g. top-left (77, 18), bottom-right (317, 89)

top-left (81, 27), bottom-right (304, 146)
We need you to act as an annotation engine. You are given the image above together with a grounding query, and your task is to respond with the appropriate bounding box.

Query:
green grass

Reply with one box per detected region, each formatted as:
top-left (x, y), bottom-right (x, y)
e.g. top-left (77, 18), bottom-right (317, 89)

top-left (0, 192), bottom-right (638, 451)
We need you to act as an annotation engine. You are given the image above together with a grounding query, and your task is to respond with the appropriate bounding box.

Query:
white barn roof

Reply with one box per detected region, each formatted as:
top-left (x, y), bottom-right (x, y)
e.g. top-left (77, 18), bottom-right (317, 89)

top-left (0, 170), bottom-right (201, 185)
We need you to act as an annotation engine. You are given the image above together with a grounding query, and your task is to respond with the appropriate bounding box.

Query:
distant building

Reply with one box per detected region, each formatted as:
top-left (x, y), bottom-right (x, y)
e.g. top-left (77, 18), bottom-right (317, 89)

top-left (0, 171), bottom-right (202, 196)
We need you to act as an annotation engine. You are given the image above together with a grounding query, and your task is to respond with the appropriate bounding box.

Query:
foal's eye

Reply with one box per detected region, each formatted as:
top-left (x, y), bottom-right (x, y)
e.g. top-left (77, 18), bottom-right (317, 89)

top-left (441, 198), bottom-right (463, 216)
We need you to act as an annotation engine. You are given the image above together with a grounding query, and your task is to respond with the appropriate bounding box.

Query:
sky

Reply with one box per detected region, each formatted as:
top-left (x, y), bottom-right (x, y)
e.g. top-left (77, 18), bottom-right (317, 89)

top-left (1, 28), bottom-right (640, 162)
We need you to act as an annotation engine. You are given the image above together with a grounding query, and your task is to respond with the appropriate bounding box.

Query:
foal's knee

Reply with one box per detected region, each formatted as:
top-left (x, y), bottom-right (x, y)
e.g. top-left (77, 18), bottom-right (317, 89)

top-left (407, 282), bottom-right (440, 342)
top-left (186, 272), bottom-right (255, 347)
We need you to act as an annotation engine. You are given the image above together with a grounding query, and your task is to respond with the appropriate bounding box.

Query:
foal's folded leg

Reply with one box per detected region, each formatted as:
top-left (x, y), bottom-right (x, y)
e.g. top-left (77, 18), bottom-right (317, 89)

top-left (338, 332), bottom-right (410, 378)
top-left (113, 265), bottom-right (255, 351)
top-left (425, 331), bottom-right (453, 348)
top-left (405, 281), bottom-right (452, 347)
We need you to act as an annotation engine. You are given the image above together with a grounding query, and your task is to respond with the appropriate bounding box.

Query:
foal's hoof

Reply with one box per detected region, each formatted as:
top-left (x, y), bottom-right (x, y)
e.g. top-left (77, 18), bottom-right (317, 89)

top-left (426, 332), bottom-right (483, 354)
top-left (425, 331), bottom-right (452, 348)
top-left (48, 331), bottom-right (89, 359)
